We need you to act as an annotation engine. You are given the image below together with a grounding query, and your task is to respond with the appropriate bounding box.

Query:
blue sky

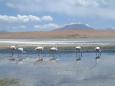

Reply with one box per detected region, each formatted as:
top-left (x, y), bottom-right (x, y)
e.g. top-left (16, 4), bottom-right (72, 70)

top-left (0, 0), bottom-right (115, 32)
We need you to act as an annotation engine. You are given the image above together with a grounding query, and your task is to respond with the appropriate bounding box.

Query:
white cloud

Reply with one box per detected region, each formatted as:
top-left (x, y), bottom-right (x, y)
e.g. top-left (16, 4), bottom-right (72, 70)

top-left (34, 25), bottom-right (41, 29)
top-left (0, 14), bottom-right (56, 32)
top-left (0, 15), bottom-right (54, 23)
top-left (0, 15), bottom-right (40, 23)
top-left (5, 0), bottom-right (115, 19)
top-left (6, 2), bottom-right (15, 8)
top-left (41, 16), bottom-right (53, 22)
top-left (34, 23), bottom-right (59, 31)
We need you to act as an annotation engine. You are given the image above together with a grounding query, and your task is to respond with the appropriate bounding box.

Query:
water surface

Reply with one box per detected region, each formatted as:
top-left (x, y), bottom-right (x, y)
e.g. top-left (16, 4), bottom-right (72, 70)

top-left (0, 51), bottom-right (115, 86)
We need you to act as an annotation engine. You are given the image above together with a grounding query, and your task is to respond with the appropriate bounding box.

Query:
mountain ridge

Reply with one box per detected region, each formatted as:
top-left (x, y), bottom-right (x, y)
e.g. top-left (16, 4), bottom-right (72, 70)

top-left (53, 23), bottom-right (94, 31)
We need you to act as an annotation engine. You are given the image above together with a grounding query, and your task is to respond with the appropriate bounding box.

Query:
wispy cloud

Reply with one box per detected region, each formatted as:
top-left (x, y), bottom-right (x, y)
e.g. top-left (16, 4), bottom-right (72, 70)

top-left (4, 0), bottom-right (115, 19)
top-left (0, 0), bottom-right (114, 31)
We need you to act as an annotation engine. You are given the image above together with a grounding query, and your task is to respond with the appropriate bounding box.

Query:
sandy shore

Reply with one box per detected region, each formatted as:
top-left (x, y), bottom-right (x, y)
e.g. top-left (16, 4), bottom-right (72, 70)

top-left (0, 38), bottom-right (115, 51)
top-left (0, 30), bottom-right (115, 49)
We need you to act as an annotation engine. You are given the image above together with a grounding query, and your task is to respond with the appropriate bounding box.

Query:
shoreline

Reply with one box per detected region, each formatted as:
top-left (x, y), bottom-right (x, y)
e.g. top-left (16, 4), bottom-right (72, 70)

top-left (0, 38), bottom-right (115, 51)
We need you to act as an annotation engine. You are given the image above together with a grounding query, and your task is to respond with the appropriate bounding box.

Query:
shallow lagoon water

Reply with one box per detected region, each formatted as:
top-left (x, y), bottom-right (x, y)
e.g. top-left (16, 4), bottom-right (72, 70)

top-left (0, 51), bottom-right (115, 86)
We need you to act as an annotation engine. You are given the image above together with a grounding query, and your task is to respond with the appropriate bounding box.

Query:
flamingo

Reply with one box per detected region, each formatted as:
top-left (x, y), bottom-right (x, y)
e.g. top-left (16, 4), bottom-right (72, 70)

top-left (95, 47), bottom-right (101, 57)
top-left (49, 47), bottom-right (58, 61)
top-left (10, 45), bottom-right (16, 57)
top-left (35, 46), bottom-right (44, 62)
top-left (35, 47), bottom-right (44, 56)
top-left (95, 47), bottom-right (101, 61)
top-left (75, 46), bottom-right (82, 61)
top-left (17, 47), bottom-right (24, 57)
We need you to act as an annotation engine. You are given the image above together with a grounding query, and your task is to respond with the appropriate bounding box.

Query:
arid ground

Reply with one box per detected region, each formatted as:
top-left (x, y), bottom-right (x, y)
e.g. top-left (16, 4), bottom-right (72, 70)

top-left (0, 30), bottom-right (115, 39)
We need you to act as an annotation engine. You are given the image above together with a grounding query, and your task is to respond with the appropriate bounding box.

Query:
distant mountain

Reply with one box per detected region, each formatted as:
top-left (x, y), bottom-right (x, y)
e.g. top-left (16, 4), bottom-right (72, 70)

top-left (54, 23), bottom-right (94, 31)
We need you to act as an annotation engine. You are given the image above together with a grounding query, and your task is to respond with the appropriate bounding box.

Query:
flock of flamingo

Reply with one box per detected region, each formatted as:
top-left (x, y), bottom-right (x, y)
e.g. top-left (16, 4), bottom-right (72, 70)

top-left (9, 45), bottom-right (102, 63)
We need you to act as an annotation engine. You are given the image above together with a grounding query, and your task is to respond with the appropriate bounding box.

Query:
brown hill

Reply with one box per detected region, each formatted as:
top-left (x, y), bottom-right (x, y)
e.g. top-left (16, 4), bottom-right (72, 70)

top-left (0, 30), bottom-right (115, 39)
